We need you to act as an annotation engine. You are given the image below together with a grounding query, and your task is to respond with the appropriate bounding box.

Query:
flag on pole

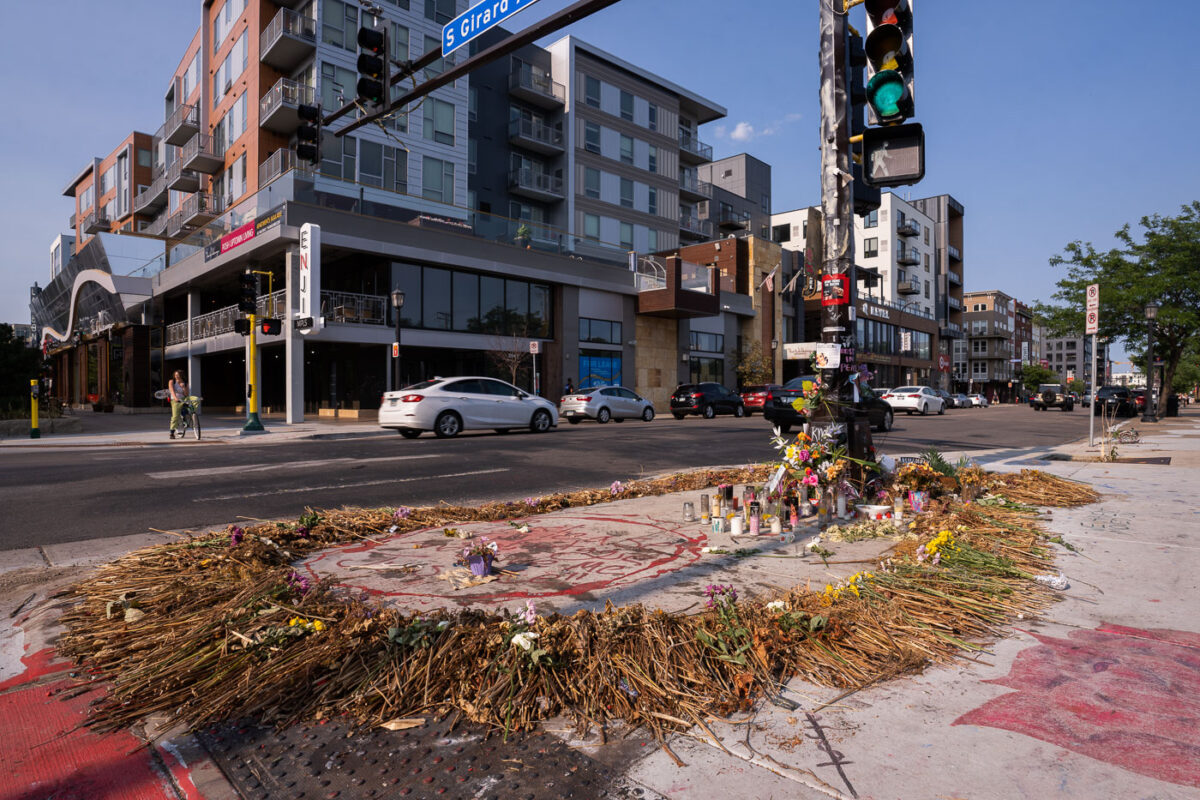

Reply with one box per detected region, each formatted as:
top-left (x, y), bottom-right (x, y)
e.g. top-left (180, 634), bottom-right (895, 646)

top-left (758, 265), bottom-right (779, 292)
top-left (783, 270), bottom-right (801, 294)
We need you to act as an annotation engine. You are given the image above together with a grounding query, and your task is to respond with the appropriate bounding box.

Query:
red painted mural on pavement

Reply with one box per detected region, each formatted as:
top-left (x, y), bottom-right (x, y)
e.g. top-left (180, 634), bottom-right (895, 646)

top-left (302, 513), bottom-right (707, 609)
top-left (954, 624), bottom-right (1200, 788)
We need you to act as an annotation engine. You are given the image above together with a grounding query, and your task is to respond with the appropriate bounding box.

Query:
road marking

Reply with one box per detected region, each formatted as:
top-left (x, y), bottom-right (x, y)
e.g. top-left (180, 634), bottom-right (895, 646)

top-left (193, 468), bottom-right (509, 502)
top-left (149, 454), bottom-right (442, 480)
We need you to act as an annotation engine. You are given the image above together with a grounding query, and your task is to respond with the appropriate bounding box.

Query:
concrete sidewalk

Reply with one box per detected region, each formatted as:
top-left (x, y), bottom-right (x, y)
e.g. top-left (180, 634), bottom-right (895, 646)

top-left (1, 413), bottom-right (1197, 798)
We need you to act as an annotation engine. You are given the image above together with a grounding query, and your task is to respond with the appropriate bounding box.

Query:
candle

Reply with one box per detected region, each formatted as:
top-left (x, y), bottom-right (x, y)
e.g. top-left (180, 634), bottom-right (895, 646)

top-left (700, 494), bottom-right (710, 522)
top-left (730, 516), bottom-right (744, 536)
top-left (770, 516), bottom-right (782, 535)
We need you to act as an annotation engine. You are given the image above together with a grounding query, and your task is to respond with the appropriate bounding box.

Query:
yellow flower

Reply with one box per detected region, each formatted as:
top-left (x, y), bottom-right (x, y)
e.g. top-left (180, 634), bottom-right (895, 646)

top-left (313, 620), bottom-right (326, 631)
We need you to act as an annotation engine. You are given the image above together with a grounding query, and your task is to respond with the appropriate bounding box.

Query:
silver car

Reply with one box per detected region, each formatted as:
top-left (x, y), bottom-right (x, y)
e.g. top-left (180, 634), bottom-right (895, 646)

top-left (559, 385), bottom-right (655, 424)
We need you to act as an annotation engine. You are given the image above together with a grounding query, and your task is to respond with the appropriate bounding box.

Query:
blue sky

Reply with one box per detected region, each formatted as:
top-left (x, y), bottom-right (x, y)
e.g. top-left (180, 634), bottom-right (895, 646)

top-left (3, 0), bottom-right (1196, 365)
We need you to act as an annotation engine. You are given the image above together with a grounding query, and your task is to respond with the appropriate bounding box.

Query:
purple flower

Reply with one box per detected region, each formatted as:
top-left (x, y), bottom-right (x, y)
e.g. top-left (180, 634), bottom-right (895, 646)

top-left (229, 526), bottom-right (244, 547)
top-left (798, 449), bottom-right (811, 462)
top-left (295, 525), bottom-right (310, 538)
top-left (525, 496), bottom-right (540, 507)
top-left (285, 570), bottom-right (311, 595)
top-left (522, 599), bottom-right (537, 625)
top-left (394, 507), bottom-right (412, 521)
top-left (610, 481), bottom-right (625, 496)
top-left (931, 551), bottom-right (941, 566)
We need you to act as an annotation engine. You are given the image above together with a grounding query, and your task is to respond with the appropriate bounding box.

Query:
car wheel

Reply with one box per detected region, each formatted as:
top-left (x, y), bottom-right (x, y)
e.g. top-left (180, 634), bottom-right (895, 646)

top-left (530, 409), bottom-right (552, 433)
top-left (772, 423), bottom-right (792, 436)
top-left (433, 411), bottom-right (461, 439)
top-left (702, 404), bottom-right (716, 419)
top-left (398, 429), bottom-right (421, 439)
top-left (937, 403), bottom-right (945, 415)
top-left (642, 407), bottom-right (655, 422)
top-left (876, 410), bottom-right (893, 432)
top-left (920, 403), bottom-right (929, 416)
top-left (566, 417), bottom-right (581, 424)
top-left (672, 413), bottom-right (686, 420)
top-left (596, 407), bottom-right (611, 424)
top-left (733, 404), bottom-right (745, 418)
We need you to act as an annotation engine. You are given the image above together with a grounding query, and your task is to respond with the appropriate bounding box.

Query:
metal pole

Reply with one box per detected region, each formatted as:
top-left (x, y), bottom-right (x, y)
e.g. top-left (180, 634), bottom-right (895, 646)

top-left (1142, 319), bottom-right (1156, 423)
top-left (393, 310), bottom-right (402, 391)
top-left (818, 0), bottom-right (854, 388)
top-left (1088, 332), bottom-right (1096, 447)
top-left (243, 313), bottom-right (264, 432)
top-left (30, 379), bottom-right (40, 439)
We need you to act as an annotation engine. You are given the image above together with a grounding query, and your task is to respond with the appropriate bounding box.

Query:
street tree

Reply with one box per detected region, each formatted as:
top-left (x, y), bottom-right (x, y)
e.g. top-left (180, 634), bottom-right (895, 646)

top-left (1020, 363), bottom-right (1057, 393)
top-left (735, 340), bottom-right (775, 388)
top-left (1036, 201), bottom-right (1200, 410)
top-left (0, 324), bottom-right (40, 416)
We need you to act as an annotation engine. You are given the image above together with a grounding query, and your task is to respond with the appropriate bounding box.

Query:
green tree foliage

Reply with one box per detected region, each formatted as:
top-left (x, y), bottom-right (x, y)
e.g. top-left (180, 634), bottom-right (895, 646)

top-left (0, 324), bottom-right (41, 415)
top-left (1035, 201), bottom-right (1200, 409)
top-left (1066, 379), bottom-right (1085, 395)
top-left (1020, 362), bottom-right (1057, 393)
top-left (735, 340), bottom-right (775, 388)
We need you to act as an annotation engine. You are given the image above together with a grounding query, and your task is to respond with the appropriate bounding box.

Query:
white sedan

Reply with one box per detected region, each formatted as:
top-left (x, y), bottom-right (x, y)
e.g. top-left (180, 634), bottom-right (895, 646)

top-left (968, 393), bottom-right (989, 407)
top-left (881, 386), bottom-right (945, 416)
top-left (379, 377), bottom-right (558, 438)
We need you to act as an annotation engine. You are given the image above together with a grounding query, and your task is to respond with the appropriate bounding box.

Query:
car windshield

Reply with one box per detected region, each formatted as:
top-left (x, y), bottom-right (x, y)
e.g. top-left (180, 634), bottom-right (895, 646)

top-left (893, 386), bottom-right (921, 393)
top-left (404, 379), bottom-right (441, 391)
top-left (1038, 385), bottom-right (1063, 392)
top-left (783, 376), bottom-right (819, 390)
top-left (673, 385), bottom-right (699, 394)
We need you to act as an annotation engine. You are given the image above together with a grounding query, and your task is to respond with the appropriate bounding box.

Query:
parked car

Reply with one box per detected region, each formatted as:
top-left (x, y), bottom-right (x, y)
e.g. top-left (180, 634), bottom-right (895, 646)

top-left (739, 384), bottom-right (783, 416)
top-left (968, 393), bottom-right (989, 407)
top-left (934, 389), bottom-right (956, 409)
top-left (881, 386), bottom-right (945, 416)
top-left (1082, 391), bottom-right (1093, 407)
top-left (953, 393), bottom-right (971, 408)
top-left (762, 376), bottom-right (895, 434)
top-left (1130, 389), bottom-right (1147, 413)
top-left (379, 377), bottom-right (558, 438)
top-left (670, 382), bottom-right (745, 419)
top-left (1093, 386), bottom-right (1137, 417)
top-left (1031, 384), bottom-right (1074, 411)
top-left (559, 385), bottom-right (655, 424)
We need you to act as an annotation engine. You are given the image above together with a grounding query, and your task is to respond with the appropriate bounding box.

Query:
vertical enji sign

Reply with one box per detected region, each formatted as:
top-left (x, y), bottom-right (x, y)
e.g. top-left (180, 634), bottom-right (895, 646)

top-left (299, 223), bottom-right (323, 335)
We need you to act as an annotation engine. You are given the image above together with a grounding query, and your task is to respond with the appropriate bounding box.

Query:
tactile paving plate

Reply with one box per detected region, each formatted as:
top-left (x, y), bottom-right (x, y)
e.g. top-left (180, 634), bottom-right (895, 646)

top-left (197, 714), bottom-right (659, 799)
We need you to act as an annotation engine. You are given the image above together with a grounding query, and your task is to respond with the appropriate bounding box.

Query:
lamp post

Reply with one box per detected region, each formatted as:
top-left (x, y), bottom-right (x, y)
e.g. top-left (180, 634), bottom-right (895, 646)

top-left (1142, 301), bottom-right (1158, 423)
top-left (391, 289), bottom-right (405, 391)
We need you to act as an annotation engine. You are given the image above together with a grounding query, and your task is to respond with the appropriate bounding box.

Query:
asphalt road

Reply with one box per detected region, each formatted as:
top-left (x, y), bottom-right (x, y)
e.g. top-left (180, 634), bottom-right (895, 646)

top-left (0, 403), bottom-right (1093, 549)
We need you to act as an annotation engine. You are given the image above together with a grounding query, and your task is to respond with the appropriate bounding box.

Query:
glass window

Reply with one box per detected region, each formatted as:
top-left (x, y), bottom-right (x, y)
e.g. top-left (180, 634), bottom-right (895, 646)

top-left (422, 156), bottom-right (454, 203)
top-left (620, 90), bottom-right (634, 121)
top-left (648, 186), bottom-right (657, 215)
top-left (528, 283), bottom-right (550, 338)
top-left (137, 148), bottom-right (152, 168)
top-left (647, 145), bottom-right (657, 173)
top-left (689, 356), bottom-right (723, 384)
top-left (506, 279), bottom-right (529, 333)
top-left (452, 271), bottom-right (478, 331)
top-left (423, 35), bottom-right (447, 77)
top-left (359, 139), bottom-right (383, 186)
top-left (422, 267), bottom-right (451, 329)
top-left (863, 237), bottom-right (878, 258)
top-left (584, 213), bottom-right (600, 240)
top-left (424, 0), bottom-right (455, 23)
top-left (579, 318), bottom-right (621, 344)
top-left (647, 103), bottom-right (658, 131)
top-left (479, 276), bottom-right (505, 333)
top-left (689, 331), bottom-right (724, 352)
top-left (390, 22), bottom-right (409, 62)
top-left (620, 178), bottom-right (633, 208)
top-left (584, 75), bottom-right (601, 108)
top-left (864, 209), bottom-right (878, 228)
top-left (924, 280), bottom-right (930, 299)
top-left (924, 226), bottom-right (930, 244)
top-left (321, 62), bottom-right (356, 117)
top-left (584, 167), bottom-right (600, 199)
top-left (423, 98), bottom-right (455, 146)
top-left (392, 262), bottom-right (421, 327)
top-left (620, 134), bottom-right (633, 164)
top-left (619, 222), bottom-right (633, 250)
top-left (648, 229), bottom-right (658, 251)
top-left (584, 121), bottom-right (601, 154)
top-left (579, 350), bottom-right (622, 388)
top-left (322, 0), bottom-right (356, 51)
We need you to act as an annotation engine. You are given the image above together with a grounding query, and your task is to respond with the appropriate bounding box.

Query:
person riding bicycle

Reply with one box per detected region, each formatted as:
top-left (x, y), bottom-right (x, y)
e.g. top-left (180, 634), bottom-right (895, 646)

top-left (168, 370), bottom-right (198, 440)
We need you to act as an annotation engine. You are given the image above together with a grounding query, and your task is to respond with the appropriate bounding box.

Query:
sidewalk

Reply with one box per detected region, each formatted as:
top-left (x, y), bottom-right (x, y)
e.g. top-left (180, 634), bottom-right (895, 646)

top-left (1, 412), bottom-right (1197, 798)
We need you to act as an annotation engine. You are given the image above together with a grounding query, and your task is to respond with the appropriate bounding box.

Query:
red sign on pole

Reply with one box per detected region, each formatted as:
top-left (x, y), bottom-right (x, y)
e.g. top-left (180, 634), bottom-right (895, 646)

top-left (820, 274), bottom-right (849, 306)
top-left (392, 342), bottom-right (399, 358)
top-left (938, 354), bottom-right (950, 371)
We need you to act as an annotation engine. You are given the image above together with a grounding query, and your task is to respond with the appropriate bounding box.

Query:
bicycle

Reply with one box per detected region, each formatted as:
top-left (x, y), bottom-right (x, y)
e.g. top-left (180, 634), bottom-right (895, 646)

top-left (155, 391), bottom-right (203, 440)
top-left (1107, 425), bottom-right (1139, 444)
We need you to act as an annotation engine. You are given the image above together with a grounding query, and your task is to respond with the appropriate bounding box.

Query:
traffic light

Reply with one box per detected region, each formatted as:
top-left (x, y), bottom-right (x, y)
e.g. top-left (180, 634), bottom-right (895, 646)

top-left (864, 0), bottom-right (915, 125)
top-left (234, 318), bottom-right (252, 336)
top-left (238, 270), bottom-right (257, 314)
top-left (847, 29), bottom-right (881, 215)
top-left (296, 104), bottom-right (321, 165)
top-left (356, 25), bottom-right (389, 106)
top-left (259, 318), bottom-right (282, 336)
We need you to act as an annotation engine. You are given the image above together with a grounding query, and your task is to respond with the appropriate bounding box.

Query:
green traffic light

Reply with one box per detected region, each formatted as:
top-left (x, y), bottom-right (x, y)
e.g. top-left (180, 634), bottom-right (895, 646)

top-left (866, 71), bottom-right (908, 121)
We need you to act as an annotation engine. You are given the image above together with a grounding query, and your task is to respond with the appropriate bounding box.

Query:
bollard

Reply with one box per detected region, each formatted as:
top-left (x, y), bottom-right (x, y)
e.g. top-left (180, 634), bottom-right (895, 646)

top-left (30, 379), bottom-right (40, 439)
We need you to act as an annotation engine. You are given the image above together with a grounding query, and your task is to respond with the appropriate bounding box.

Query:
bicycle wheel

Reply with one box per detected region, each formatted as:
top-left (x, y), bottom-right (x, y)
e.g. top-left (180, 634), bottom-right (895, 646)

top-left (192, 412), bottom-right (202, 440)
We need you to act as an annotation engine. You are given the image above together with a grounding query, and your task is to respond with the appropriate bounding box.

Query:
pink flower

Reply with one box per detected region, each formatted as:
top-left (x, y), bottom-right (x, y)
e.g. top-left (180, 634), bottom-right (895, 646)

top-left (798, 449), bottom-right (811, 462)
top-left (522, 599), bottom-right (537, 625)
top-left (802, 473), bottom-right (819, 487)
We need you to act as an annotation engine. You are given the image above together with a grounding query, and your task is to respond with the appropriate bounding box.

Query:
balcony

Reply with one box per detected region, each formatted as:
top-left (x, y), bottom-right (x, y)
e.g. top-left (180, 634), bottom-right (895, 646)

top-left (679, 213), bottom-right (713, 239)
top-left (947, 269), bottom-right (962, 286)
top-left (178, 193), bottom-right (222, 229)
top-left (718, 207), bottom-right (751, 230)
top-left (181, 133), bottom-right (224, 174)
top-left (509, 64), bottom-right (564, 109)
top-left (507, 168), bottom-right (563, 202)
top-left (897, 219), bottom-right (920, 237)
top-left (81, 209), bottom-right (110, 235)
top-left (678, 133), bottom-right (713, 164)
top-left (320, 291), bottom-right (387, 325)
top-left (948, 244), bottom-right (962, 261)
top-left (163, 103), bottom-right (199, 147)
top-left (143, 210), bottom-right (169, 238)
top-left (897, 279), bottom-right (920, 295)
top-left (259, 147), bottom-right (305, 189)
top-left (260, 7), bottom-right (315, 71)
top-left (260, 78), bottom-right (316, 133)
top-left (133, 175), bottom-right (168, 214)
top-left (507, 118), bottom-right (564, 155)
top-left (939, 324), bottom-right (964, 340)
top-left (166, 161), bottom-right (200, 193)
top-left (947, 295), bottom-right (963, 311)
top-left (636, 256), bottom-right (718, 319)
top-left (678, 173), bottom-right (712, 202)
top-left (897, 249), bottom-right (920, 266)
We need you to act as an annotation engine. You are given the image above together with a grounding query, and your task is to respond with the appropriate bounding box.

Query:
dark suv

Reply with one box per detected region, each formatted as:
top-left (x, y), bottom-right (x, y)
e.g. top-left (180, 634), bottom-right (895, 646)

top-left (670, 383), bottom-right (745, 419)
top-left (1093, 386), bottom-right (1136, 417)
top-left (761, 375), bottom-right (895, 434)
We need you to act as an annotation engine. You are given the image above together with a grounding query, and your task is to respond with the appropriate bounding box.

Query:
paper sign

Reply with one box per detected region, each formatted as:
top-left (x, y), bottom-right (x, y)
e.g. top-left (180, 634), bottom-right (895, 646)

top-left (813, 343), bottom-right (841, 369)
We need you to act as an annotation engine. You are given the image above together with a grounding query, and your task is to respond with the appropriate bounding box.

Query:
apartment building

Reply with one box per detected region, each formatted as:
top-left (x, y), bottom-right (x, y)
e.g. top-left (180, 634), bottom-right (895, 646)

top-left (910, 193), bottom-right (966, 388)
top-left (698, 154), bottom-right (772, 243)
top-left (35, 3), bottom-right (754, 417)
top-left (1044, 334), bottom-right (1109, 389)
top-left (962, 290), bottom-right (1017, 400)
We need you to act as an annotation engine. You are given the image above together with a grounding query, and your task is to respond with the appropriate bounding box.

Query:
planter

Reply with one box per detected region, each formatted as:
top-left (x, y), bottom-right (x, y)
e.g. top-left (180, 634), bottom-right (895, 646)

top-left (466, 554), bottom-right (494, 576)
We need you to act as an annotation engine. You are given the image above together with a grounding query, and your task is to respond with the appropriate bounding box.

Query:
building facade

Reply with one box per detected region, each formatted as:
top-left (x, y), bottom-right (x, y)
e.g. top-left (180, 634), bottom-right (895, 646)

top-left (962, 289), bottom-right (1017, 401)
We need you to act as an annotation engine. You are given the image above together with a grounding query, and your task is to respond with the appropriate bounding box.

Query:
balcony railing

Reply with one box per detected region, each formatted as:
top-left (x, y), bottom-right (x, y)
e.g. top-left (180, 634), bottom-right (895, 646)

top-left (897, 279), bottom-right (920, 295)
top-left (181, 133), bottom-right (224, 174)
top-left (260, 7), bottom-right (316, 71)
top-left (143, 210), bottom-right (169, 237)
top-left (167, 160), bottom-right (200, 193)
top-left (259, 147), bottom-right (307, 189)
top-left (260, 78), bottom-right (316, 133)
top-left (948, 244), bottom-right (962, 261)
top-left (82, 209), bottom-right (109, 235)
top-left (678, 133), bottom-right (713, 163)
top-left (678, 172), bottom-right (712, 199)
top-left (134, 175), bottom-right (169, 213)
top-left (947, 295), bottom-right (963, 310)
top-left (896, 249), bottom-right (920, 266)
top-left (897, 220), bottom-right (920, 237)
top-left (718, 208), bottom-right (751, 229)
top-left (947, 269), bottom-right (962, 286)
top-left (679, 213), bottom-right (713, 238)
top-left (507, 168), bottom-right (563, 200)
top-left (507, 117), bottom-right (563, 154)
top-left (163, 102), bottom-right (199, 146)
top-left (508, 64), bottom-right (564, 107)
top-left (320, 290), bottom-right (387, 325)
top-left (179, 193), bottom-right (223, 228)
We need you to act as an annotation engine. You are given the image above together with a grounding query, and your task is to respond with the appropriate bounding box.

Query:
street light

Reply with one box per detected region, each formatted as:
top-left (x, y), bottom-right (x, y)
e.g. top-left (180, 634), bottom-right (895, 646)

top-left (391, 289), bottom-right (405, 391)
top-left (1142, 301), bottom-right (1158, 423)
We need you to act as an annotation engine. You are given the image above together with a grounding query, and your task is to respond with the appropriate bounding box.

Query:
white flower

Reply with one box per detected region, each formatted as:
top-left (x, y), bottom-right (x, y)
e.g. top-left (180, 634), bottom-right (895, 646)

top-left (701, 546), bottom-right (712, 554)
top-left (805, 536), bottom-right (822, 550)
top-left (486, 541), bottom-right (499, 552)
top-left (510, 632), bottom-right (539, 651)
top-left (766, 600), bottom-right (786, 612)
top-left (516, 524), bottom-right (530, 534)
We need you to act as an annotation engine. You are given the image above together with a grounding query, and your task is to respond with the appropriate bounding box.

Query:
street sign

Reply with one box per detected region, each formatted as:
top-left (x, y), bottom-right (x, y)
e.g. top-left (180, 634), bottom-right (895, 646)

top-left (1086, 283), bottom-right (1099, 311)
top-left (529, 340), bottom-right (540, 354)
top-left (392, 342), bottom-right (399, 358)
top-left (442, 0), bottom-right (543, 56)
top-left (1086, 308), bottom-right (1099, 335)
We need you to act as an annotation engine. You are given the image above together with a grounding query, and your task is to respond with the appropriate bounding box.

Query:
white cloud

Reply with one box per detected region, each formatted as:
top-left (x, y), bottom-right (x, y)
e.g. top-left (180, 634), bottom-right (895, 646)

top-left (730, 122), bottom-right (756, 141)
top-left (720, 113), bottom-right (802, 142)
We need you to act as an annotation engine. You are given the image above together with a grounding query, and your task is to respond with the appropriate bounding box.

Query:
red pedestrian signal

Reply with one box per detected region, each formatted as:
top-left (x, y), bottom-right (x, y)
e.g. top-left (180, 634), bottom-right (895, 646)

top-left (260, 318), bottom-right (282, 336)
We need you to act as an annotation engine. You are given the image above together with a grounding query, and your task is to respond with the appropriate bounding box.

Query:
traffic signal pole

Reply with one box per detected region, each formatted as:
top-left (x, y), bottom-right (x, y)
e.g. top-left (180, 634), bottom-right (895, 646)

top-left (818, 0), bottom-right (856, 386)
top-left (243, 313), bottom-right (264, 433)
